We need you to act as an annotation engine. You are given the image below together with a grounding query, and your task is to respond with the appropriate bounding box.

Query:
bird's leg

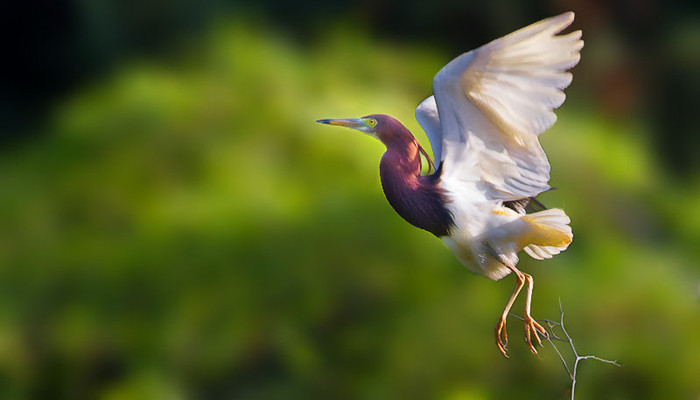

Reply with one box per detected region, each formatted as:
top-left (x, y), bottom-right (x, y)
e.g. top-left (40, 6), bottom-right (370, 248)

top-left (522, 273), bottom-right (548, 354)
top-left (495, 270), bottom-right (525, 358)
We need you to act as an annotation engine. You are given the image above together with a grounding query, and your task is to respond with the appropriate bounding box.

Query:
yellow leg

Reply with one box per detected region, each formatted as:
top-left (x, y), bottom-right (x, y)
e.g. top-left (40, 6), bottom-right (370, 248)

top-left (522, 273), bottom-right (548, 354)
top-left (495, 270), bottom-right (525, 358)
top-left (494, 264), bottom-right (548, 357)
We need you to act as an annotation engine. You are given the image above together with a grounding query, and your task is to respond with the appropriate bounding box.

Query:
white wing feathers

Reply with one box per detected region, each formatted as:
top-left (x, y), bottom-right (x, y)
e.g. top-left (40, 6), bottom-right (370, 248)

top-left (416, 12), bottom-right (583, 201)
top-left (415, 96), bottom-right (442, 168)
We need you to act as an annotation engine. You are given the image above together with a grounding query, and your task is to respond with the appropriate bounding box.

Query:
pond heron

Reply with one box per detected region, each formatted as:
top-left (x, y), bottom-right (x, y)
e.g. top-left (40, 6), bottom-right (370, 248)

top-left (317, 12), bottom-right (582, 357)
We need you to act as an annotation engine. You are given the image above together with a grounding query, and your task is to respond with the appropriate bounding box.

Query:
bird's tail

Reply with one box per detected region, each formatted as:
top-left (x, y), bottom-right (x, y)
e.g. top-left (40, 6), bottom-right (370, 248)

top-left (520, 209), bottom-right (573, 260)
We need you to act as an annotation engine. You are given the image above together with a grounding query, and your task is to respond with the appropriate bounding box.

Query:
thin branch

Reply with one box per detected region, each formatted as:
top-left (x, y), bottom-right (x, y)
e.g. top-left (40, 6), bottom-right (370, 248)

top-left (577, 355), bottom-right (621, 365)
top-left (510, 298), bottom-right (620, 400)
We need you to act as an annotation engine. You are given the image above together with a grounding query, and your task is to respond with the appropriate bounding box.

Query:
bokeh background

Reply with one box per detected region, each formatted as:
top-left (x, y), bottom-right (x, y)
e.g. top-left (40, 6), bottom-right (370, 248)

top-left (2, 0), bottom-right (700, 398)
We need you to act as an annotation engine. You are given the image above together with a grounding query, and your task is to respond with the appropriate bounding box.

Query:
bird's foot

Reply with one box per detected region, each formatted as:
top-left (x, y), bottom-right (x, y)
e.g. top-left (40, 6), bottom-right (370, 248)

top-left (495, 317), bottom-right (509, 358)
top-left (523, 315), bottom-right (548, 355)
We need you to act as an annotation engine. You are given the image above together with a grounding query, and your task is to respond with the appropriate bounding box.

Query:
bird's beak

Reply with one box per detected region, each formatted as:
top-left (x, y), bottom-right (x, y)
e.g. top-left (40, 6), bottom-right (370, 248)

top-left (316, 118), bottom-right (366, 130)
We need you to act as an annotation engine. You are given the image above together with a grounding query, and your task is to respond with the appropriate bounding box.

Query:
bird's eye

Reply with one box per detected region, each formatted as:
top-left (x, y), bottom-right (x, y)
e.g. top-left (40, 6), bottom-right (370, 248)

top-left (368, 118), bottom-right (377, 127)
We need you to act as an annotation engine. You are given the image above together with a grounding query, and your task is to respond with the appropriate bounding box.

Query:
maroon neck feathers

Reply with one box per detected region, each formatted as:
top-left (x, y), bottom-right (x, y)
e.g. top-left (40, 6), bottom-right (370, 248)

top-left (375, 117), bottom-right (453, 237)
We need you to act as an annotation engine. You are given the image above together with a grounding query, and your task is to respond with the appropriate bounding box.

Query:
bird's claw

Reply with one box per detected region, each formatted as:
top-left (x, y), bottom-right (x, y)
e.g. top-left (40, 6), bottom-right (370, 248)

top-left (524, 316), bottom-right (548, 355)
top-left (495, 315), bottom-right (548, 357)
top-left (495, 317), bottom-right (509, 358)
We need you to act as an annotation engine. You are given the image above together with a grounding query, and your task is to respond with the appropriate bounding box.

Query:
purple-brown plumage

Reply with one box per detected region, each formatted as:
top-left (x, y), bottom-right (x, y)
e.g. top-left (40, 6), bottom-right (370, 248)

top-left (316, 114), bottom-right (453, 236)
top-left (368, 114), bottom-right (454, 237)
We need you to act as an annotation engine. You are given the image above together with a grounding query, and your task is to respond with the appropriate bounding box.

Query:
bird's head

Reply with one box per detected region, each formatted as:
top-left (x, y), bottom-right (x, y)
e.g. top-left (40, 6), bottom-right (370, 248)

top-left (316, 113), bottom-right (435, 172)
top-left (316, 114), bottom-right (407, 145)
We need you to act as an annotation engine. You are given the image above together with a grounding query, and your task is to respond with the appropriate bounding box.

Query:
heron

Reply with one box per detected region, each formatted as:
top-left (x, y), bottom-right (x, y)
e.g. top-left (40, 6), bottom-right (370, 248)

top-left (317, 12), bottom-right (582, 357)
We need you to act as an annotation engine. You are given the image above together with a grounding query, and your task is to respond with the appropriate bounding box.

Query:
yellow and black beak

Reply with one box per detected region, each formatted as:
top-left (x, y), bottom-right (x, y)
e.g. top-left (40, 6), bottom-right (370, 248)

top-left (316, 118), bottom-right (366, 129)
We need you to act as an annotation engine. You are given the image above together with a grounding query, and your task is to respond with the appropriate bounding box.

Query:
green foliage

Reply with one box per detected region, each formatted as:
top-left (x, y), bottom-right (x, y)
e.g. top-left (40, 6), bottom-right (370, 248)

top-left (0, 19), bottom-right (698, 399)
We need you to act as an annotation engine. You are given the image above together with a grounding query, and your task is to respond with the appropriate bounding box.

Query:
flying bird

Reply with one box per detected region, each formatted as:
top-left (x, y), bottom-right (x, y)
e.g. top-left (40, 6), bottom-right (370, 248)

top-left (317, 12), bottom-right (582, 357)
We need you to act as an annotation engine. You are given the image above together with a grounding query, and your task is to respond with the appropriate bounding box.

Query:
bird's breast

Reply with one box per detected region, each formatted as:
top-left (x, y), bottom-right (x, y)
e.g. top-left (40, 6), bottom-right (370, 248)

top-left (379, 157), bottom-right (453, 237)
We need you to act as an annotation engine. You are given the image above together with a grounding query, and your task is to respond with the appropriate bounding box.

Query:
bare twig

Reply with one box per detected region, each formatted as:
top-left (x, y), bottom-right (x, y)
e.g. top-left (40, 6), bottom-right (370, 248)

top-left (510, 298), bottom-right (620, 399)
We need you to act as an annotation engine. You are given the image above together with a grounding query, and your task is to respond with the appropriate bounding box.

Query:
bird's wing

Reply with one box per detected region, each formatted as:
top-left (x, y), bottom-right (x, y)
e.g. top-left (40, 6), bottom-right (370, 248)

top-left (427, 12), bottom-right (583, 201)
top-left (415, 96), bottom-right (443, 169)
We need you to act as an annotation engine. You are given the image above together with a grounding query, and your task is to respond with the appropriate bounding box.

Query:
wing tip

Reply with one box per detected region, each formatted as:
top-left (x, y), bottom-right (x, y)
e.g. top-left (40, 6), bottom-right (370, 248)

top-left (553, 11), bottom-right (575, 25)
top-left (549, 11), bottom-right (576, 33)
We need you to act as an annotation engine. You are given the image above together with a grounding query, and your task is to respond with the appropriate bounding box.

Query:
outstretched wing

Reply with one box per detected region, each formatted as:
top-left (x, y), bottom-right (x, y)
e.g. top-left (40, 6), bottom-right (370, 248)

top-left (417, 12), bottom-right (583, 201)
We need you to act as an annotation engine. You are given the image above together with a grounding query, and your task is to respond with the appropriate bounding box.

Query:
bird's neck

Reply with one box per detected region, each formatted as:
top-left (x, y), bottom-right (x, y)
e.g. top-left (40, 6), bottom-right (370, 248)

top-left (379, 139), bottom-right (453, 237)
top-left (381, 138), bottom-right (423, 183)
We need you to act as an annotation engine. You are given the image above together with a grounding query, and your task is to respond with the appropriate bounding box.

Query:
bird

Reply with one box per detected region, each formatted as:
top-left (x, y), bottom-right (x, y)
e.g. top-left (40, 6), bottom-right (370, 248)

top-left (317, 12), bottom-right (582, 357)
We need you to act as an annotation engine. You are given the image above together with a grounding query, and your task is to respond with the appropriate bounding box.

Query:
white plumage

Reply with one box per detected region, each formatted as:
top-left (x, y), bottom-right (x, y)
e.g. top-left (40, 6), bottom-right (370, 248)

top-left (415, 12), bottom-right (582, 356)
top-left (416, 12), bottom-right (581, 281)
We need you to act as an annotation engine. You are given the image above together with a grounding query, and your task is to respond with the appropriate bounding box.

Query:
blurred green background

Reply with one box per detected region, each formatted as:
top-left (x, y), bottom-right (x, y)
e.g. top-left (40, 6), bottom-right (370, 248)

top-left (2, 0), bottom-right (700, 398)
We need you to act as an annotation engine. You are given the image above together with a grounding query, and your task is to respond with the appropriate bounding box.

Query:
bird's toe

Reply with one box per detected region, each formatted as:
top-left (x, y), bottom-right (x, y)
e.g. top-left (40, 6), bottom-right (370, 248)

top-left (495, 318), bottom-right (510, 357)
top-left (523, 316), bottom-right (548, 354)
